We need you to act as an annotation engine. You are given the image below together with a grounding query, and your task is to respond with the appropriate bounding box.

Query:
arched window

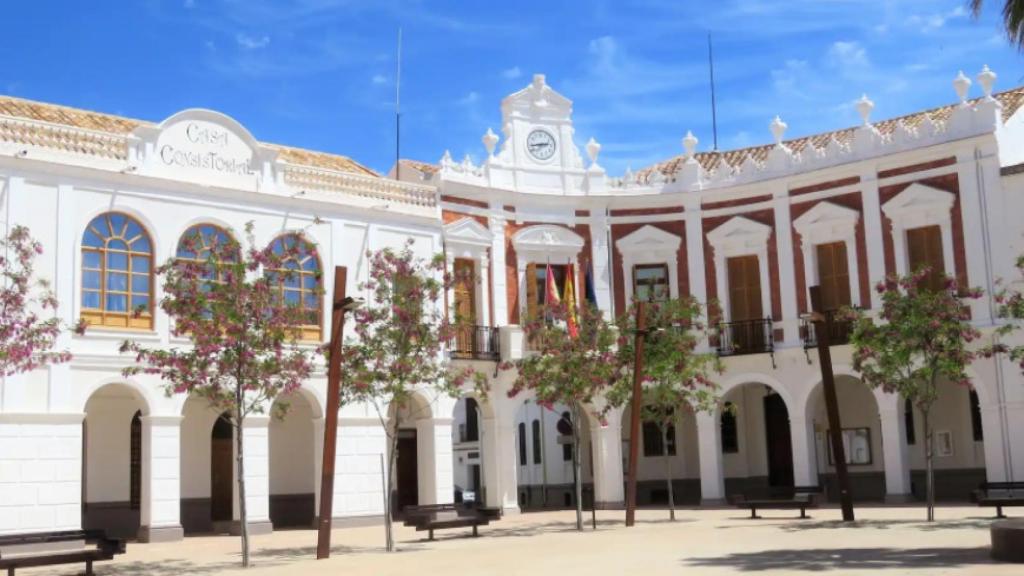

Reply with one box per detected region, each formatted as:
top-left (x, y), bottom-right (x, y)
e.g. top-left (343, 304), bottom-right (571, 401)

top-left (177, 224), bottom-right (237, 271)
top-left (267, 234), bottom-right (322, 341)
top-left (81, 212), bottom-right (154, 329)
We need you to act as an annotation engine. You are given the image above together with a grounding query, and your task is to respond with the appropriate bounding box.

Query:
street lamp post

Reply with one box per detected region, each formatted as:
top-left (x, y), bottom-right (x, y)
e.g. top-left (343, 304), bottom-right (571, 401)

top-left (316, 266), bottom-right (362, 559)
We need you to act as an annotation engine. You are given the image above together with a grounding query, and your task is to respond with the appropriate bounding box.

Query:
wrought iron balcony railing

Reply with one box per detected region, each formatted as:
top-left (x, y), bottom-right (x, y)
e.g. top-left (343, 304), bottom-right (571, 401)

top-left (800, 310), bottom-right (854, 349)
top-left (714, 318), bottom-right (774, 357)
top-left (448, 325), bottom-right (500, 361)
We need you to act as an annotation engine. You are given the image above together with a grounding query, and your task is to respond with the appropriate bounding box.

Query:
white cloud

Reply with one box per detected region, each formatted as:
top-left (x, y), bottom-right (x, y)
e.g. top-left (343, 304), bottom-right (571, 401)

top-left (502, 66), bottom-right (522, 80)
top-left (235, 33), bottom-right (270, 50)
top-left (826, 41), bottom-right (869, 70)
top-left (372, 74), bottom-right (388, 85)
top-left (906, 6), bottom-right (968, 33)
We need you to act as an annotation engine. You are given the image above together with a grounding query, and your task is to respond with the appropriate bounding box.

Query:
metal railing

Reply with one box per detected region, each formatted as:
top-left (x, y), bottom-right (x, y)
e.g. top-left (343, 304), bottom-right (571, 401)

top-left (448, 325), bottom-right (500, 360)
top-left (800, 310), bottom-right (853, 348)
top-left (714, 318), bottom-right (774, 357)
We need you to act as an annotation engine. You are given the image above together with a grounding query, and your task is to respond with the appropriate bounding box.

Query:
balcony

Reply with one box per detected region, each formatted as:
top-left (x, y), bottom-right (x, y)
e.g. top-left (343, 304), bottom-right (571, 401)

top-left (800, 310), bottom-right (853, 348)
top-left (714, 318), bottom-right (774, 357)
top-left (448, 325), bottom-right (500, 361)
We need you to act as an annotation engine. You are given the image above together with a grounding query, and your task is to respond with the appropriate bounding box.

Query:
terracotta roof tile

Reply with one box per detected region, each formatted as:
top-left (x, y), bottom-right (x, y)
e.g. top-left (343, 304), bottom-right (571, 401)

top-left (0, 95), bottom-right (378, 176)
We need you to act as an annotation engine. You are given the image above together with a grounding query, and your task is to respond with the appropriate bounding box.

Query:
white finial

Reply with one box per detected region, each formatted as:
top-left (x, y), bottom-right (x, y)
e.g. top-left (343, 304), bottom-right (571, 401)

top-left (624, 166), bottom-right (634, 184)
top-left (953, 71), bottom-right (972, 104)
top-left (532, 74), bottom-right (546, 89)
top-left (482, 128), bottom-right (498, 156)
top-left (769, 116), bottom-right (788, 144)
top-left (978, 65), bottom-right (997, 99)
top-left (441, 150), bottom-right (453, 166)
top-left (586, 137), bottom-right (601, 164)
top-left (461, 154), bottom-right (473, 169)
top-left (855, 94), bottom-right (874, 126)
top-left (682, 130), bottom-right (698, 159)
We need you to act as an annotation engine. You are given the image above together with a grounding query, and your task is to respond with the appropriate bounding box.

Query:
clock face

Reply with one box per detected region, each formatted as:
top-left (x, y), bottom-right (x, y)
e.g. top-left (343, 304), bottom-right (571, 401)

top-left (526, 130), bottom-right (557, 161)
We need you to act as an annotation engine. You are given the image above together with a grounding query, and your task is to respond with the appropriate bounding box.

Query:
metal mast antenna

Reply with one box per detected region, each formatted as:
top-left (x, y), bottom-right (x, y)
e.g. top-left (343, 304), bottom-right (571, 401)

top-left (708, 33), bottom-right (719, 151)
top-left (395, 27), bottom-right (402, 181)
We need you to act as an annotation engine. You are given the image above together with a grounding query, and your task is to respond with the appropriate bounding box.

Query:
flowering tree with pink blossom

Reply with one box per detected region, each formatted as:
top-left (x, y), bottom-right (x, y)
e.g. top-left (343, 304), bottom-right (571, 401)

top-left (121, 223), bottom-right (317, 567)
top-left (0, 225), bottom-right (83, 376)
top-left (983, 255), bottom-right (1024, 371)
top-left (339, 240), bottom-right (477, 552)
top-left (850, 268), bottom-right (981, 522)
top-left (607, 297), bottom-right (721, 521)
top-left (498, 301), bottom-right (622, 531)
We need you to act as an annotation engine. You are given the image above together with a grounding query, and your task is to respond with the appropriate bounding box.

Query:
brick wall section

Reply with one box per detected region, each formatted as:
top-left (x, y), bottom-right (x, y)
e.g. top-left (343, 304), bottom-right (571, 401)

top-left (789, 176), bottom-right (860, 197)
top-left (609, 220), bottom-right (689, 314)
top-left (702, 209), bottom-right (781, 322)
top-left (877, 157), bottom-right (957, 179)
top-left (701, 194), bottom-right (773, 211)
top-left (789, 192), bottom-right (871, 313)
top-left (441, 209), bottom-right (488, 228)
top-left (440, 194), bottom-right (489, 209)
top-left (879, 171), bottom-right (968, 289)
top-left (609, 206), bottom-right (685, 217)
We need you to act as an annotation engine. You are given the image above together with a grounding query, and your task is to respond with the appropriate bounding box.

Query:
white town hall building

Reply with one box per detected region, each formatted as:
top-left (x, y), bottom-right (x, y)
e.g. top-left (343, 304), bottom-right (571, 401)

top-left (2, 67), bottom-right (1024, 541)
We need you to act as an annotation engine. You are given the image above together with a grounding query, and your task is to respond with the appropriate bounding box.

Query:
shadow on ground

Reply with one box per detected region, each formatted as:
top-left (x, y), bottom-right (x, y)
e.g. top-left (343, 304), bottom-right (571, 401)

top-left (712, 517), bottom-right (995, 532)
top-left (684, 546), bottom-right (994, 571)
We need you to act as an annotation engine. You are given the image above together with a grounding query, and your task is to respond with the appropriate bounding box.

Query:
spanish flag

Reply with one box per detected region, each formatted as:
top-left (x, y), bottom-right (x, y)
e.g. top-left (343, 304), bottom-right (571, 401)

top-left (545, 262), bottom-right (561, 307)
top-left (564, 262), bottom-right (579, 339)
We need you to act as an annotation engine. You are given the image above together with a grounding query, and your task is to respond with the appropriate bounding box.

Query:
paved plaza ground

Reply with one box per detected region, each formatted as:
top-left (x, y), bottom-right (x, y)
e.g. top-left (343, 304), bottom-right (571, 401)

top-left (24, 506), bottom-right (1023, 575)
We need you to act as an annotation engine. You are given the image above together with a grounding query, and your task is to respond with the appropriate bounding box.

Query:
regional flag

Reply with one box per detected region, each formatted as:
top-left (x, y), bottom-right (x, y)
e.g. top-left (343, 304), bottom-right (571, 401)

top-left (564, 262), bottom-right (579, 338)
top-left (545, 262), bottom-right (561, 307)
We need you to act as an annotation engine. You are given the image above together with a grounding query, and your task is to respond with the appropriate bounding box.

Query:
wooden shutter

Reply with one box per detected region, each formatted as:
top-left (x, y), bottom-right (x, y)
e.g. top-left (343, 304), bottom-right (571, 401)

top-left (816, 241), bottom-right (851, 311)
top-left (906, 225), bottom-right (945, 291)
top-left (525, 262), bottom-right (538, 321)
top-left (727, 255), bottom-right (763, 321)
top-left (453, 259), bottom-right (476, 352)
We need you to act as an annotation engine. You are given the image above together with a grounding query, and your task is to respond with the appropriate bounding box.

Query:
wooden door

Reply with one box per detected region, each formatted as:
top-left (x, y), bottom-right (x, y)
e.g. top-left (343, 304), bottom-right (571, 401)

top-left (727, 255), bottom-right (764, 351)
top-left (395, 432), bottom-right (419, 517)
top-left (763, 393), bottom-right (794, 491)
top-left (816, 242), bottom-right (851, 311)
top-left (211, 416), bottom-right (234, 523)
top-left (452, 258), bottom-right (476, 352)
top-left (906, 225), bottom-right (945, 291)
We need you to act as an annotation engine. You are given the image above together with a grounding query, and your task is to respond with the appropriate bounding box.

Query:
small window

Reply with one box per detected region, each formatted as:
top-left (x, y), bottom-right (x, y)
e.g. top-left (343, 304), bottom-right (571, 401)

top-left (532, 419), bottom-right (542, 464)
top-left (904, 398), bottom-right (916, 446)
top-left (642, 421), bottom-right (676, 457)
top-left (969, 390), bottom-right (983, 442)
top-left (721, 403), bottom-right (739, 454)
top-left (633, 264), bottom-right (669, 303)
top-left (518, 423), bottom-right (527, 466)
top-left (81, 212), bottom-right (154, 329)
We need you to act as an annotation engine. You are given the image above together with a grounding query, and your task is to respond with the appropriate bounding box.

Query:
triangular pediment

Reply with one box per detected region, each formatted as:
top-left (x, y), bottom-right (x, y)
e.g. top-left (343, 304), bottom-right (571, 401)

top-left (502, 74), bottom-right (573, 120)
top-left (443, 217), bottom-right (493, 247)
top-left (793, 201), bottom-right (860, 234)
top-left (512, 224), bottom-right (585, 250)
top-left (707, 216), bottom-right (772, 246)
top-left (616, 225), bottom-right (682, 253)
top-left (882, 183), bottom-right (955, 217)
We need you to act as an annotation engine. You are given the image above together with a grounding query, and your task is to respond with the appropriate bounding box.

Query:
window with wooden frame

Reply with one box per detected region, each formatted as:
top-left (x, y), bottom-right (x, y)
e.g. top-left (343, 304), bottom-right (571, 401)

top-left (176, 224), bottom-right (238, 282)
top-left (633, 263), bottom-right (669, 303)
top-left (266, 234), bottom-right (322, 341)
top-left (81, 212), bottom-right (154, 330)
top-left (726, 255), bottom-right (763, 321)
top-left (525, 263), bottom-right (566, 321)
top-left (906, 225), bottom-right (945, 292)
top-left (815, 241), bottom-right (852, 311)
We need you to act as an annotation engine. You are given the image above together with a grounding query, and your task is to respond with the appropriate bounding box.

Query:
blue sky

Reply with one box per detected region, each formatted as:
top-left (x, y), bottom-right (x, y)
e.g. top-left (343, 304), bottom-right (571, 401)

top-left (2, 1), bottom-right (1021, 176)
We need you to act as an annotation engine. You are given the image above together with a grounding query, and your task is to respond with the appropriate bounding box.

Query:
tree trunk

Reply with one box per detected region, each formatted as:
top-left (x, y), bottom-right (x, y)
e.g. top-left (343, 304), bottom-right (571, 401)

top-left (923, 407), bottom-right (935, 522)
top-left (571, 404), bottom-right (584, 532)
top-left (661, 423), bottom-right (675, 522)
top-left (234, 405), bottom-right (250, 568)
top-left (384, 417), bottom-right (401, 552)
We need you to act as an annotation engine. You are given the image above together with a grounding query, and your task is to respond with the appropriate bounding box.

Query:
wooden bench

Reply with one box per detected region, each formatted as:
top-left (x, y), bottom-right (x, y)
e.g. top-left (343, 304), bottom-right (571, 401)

top-left (971, 482), bottom-right (1024, 519)
top-left (402, 503), bottom-right (496, 540)
top-left (0, 530), bottom-right (125, 576)
top-left (732, 487), bottom-right (822, 519)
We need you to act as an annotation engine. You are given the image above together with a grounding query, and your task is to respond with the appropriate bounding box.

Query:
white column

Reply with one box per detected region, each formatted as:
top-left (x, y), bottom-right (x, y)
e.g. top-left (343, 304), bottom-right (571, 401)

top-left (495, 422), bottom-right (521, 514)
top-left (695, 411), bottom-right (726, 504)
top-left (956, 148), bottom-right (998, 323)
top-left (892, 223), bottom-right (908, 276)
top-left (878, 403), bottom-right (912, 502)
top-left (479, 416), bottom-right (503, 509)
top-left (844, 235), bottom-right (862, 307)
top-left (489, 211), bottom-right (509, 326)
top-left (589, 216), bottom-right (613, 316)
top-left (685, 205), bottom-right (710, 349)
top-left (621, 255), bottom-right (634, 304)
top-left (773, 192), bottom-right (800, 345)
top-left (48, 185), bottom-right (76, 411)
top-left (714, 253), bottom-right (728, 319)
top-left (235, 416), bottom-right (271, 534)
top-left (139, 416), bottom-right (184, 541)
top-left (478, 254), bottom-right (491, 327)
top-left (789, 416), bottom-right (817, 487)
top-left (415, 418), bottom-right (455, 506)
top-left (589, 417), bottom-right (624, 508)
top-left (445, 253), bottom-right (456, 323)
top-left (861, 171), bottom-right (886, 309)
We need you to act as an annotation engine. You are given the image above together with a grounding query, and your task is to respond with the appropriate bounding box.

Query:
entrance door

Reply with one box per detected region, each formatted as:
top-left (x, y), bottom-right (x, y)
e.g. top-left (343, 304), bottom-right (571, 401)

top-left (816, 242), bottom-right (851, 311)
top-left (727, 255), bottom-right (764, 352)
top-left (453, 258), bottom-right (476, 353)
top-left (211, 415), bottom-right (234, 525)
top-left (763, 393), bottom-right (794, 491)
top-left (395, 431), bottom-right (419, 517)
